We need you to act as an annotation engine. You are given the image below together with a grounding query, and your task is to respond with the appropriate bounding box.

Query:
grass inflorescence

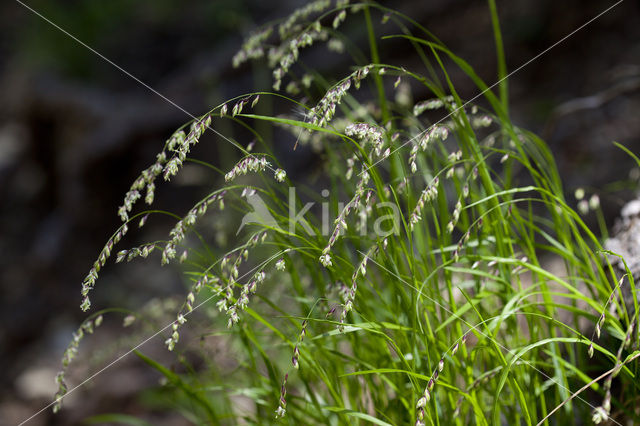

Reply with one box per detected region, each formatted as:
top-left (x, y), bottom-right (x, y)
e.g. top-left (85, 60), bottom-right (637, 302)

top-left (55, 2), bottom-right (639, 425)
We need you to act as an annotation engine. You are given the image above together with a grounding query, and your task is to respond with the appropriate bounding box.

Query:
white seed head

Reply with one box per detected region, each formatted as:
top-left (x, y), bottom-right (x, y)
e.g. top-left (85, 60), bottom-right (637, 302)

top-left (578, 200), bottom-right (589, 215)
top-left (275, 168), bottom-right (287, 182)
top-left (592, 406), bottom-right (608, 424)
top-left (123, 315), bottom-right (136, 327)
top-left (319, 253), bottom-right (332, 267)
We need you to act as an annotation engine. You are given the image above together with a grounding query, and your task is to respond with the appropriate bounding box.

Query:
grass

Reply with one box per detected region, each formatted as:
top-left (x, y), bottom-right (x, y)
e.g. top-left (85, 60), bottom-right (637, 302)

top-left (54, 1), bottom-right (639, 425)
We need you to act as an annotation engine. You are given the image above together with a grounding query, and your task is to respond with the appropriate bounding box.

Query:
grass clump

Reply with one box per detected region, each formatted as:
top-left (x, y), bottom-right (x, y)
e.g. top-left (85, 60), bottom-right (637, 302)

top-left (55, 2), bottom-right (639, 425)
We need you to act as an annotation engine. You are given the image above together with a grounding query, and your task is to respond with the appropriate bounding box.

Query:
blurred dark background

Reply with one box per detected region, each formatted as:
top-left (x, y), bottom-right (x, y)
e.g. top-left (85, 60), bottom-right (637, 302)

top-left (1, 0), bottom-right (639, 424)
